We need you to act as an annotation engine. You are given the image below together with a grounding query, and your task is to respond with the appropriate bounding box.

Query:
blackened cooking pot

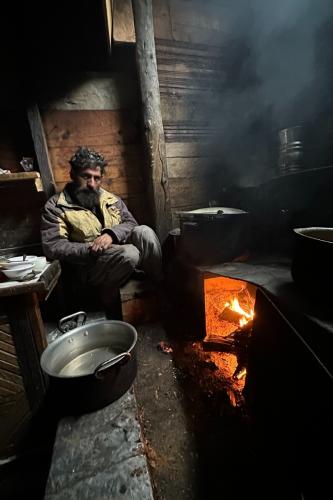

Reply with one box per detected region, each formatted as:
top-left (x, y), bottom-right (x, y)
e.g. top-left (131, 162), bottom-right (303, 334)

top-left (177, 207), bottom-right (250, 265)
top-left (291, 227), bottom-right (333, 295)
top-left (40, 312), bottom-right (137, 414)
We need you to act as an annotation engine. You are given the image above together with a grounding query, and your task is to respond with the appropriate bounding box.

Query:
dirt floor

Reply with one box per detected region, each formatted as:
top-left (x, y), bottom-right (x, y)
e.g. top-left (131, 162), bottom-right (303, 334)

top-left (134, 321), bottom-right (268, 500)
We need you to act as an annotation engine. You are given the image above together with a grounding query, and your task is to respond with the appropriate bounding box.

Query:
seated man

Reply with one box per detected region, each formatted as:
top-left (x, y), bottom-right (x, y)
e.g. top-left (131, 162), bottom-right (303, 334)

top-left (41, 146), bottom-right (162, 308)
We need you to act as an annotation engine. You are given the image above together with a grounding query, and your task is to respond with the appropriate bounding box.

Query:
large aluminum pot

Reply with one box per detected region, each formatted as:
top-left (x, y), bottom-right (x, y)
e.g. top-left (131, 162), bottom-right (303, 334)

top-left (291, 227), bottom-right (333, 296)
top-left (40, 311), bottom-right (138, 414)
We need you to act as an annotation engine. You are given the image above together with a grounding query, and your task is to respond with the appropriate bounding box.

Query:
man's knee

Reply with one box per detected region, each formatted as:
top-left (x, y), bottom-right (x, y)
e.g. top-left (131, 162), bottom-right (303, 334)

top-left (131, 225), bottom-right (157, 243)
top-left (120, 244), bottom-right (140, 268)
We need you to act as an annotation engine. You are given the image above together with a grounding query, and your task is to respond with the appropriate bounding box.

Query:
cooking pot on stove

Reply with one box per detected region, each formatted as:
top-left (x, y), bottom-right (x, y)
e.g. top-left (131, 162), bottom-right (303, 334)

top-left (177, 207), bottom-right (250, 265)
top-left (291, 227), bottom-right (333, 295)
top-left (40, 311), bottom-right (137, 414)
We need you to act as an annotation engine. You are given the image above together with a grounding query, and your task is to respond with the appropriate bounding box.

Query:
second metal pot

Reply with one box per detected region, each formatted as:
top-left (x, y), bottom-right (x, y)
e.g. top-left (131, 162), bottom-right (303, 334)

top-left (177, 207), bottom-right (250, 265)
top-left (291, 227), bottom-right (333, 296)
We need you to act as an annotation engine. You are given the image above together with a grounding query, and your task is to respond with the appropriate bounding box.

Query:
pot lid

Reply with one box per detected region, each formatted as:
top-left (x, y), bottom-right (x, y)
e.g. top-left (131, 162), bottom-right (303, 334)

top-left (177, 207), bottom-right (248, 216)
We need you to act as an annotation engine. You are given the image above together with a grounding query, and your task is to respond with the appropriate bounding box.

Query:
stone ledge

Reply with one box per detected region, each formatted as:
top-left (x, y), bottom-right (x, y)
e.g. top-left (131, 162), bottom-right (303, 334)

top-left (44, 389), bottom-right (154, 500)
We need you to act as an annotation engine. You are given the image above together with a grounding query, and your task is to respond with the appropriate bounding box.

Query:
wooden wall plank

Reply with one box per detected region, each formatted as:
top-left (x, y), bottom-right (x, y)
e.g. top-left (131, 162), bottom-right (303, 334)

top-left (170, 0), bottom-right (226, 30)
top-left (166, 141), bottom-right (216, 158)
top-left (160, 95), bottom-right (224, 124)
top-left (113, 0), bottom-right (136, 43)
top-left (169, 178), bottom-right (212, 205)
top-left (0, 373), bottom-right (23, 393)
top-left (0, 350), bottom-right (19, 368)
top-left (0, 359), bottom-right (21, 376)
top-left (0, 323), bottom-right (13, 340)
top-left (152, 0), bottom-right (173, 40)
top-left (167, 157), bottom-right (220, 178)
top-left (42, 110), bottom-right (139, 147)
top-left (0, 341), bottom-right (16, 356)
top-left (168, 0), bottom-right (232, 46)
top-left (0, 368), bottom-right (23, 387)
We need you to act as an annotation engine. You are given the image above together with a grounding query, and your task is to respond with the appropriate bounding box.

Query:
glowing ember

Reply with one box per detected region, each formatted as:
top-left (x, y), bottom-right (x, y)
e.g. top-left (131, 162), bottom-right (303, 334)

top-left (224, 297), bottom-right (254, 327)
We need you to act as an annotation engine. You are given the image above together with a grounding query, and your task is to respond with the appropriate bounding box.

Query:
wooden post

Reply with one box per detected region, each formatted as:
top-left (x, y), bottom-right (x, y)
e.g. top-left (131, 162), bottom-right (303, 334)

top-left (131, 0), bottom-right (172, 242)
top-left (27, 103), bottom-right (56, 200)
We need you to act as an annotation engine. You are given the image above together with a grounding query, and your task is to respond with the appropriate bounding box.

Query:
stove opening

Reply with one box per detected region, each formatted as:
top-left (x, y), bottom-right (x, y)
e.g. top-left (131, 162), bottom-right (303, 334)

top-left (202, 275), bottom-right (257, 404)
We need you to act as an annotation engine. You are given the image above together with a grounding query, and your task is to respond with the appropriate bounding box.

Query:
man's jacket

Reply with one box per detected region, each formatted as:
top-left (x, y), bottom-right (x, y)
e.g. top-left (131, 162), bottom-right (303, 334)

top-left (41, 186), bottom-right (138, 263)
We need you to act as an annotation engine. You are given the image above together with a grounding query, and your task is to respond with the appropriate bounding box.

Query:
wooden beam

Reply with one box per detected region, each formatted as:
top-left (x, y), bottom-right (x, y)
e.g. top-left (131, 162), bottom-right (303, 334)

top-left (131, 0), bottom-right (172, 241)
top-left (27, 103), bottom-right (56, 200)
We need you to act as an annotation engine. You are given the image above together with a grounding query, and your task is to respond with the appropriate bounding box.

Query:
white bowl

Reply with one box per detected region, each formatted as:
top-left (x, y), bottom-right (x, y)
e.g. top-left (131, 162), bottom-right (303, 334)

top-left (8, 255), bottom-right (37, 263)
top-left (2, 263), bottom-right (34, 279)
top-left (4, 256), bottom-right (37, 269)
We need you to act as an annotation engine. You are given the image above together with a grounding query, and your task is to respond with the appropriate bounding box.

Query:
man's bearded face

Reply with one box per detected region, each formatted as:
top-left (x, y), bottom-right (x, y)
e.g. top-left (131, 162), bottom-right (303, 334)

top-left (71, 167), bottom-right (102, 209)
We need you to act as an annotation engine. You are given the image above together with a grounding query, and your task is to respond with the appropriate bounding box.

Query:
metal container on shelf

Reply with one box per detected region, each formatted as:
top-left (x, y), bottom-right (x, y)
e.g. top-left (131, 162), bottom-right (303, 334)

top-left (278, 126), bottom-right (304, 176)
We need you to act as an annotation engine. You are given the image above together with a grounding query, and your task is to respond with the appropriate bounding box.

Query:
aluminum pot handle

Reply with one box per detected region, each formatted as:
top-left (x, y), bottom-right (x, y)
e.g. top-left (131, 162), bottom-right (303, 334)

top-left (94, 352), bottom-right (131, 379)
top-left (58, 311), bottom-right (87, 334)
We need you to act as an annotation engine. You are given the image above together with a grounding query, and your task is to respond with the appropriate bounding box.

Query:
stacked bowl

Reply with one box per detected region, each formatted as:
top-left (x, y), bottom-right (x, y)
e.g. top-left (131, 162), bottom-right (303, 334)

top-left (0, 255), bottom-right (37, 280)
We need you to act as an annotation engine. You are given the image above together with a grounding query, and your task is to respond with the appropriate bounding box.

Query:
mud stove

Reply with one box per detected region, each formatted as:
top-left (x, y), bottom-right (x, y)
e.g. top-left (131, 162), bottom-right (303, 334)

top-left (171, 258), bottom-right (333, 499)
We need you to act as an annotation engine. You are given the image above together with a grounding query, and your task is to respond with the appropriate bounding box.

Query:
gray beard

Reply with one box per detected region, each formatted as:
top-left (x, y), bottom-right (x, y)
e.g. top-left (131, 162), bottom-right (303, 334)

top-left (72, 187), bottom-right (101, 210)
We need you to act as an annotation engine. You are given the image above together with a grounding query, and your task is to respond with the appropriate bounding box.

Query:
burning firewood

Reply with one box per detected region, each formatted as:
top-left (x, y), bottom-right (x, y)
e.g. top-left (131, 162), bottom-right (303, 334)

top-left (221, 297), bottom-right (254, 326)
top-left (237, 319), bottom-right (253, 335)
top-left (233, 365), bottom-right (247, 380)
top-left (219, 307), bottom-right (244, 325)
top-left (204, 320), bottom-right (253, 351)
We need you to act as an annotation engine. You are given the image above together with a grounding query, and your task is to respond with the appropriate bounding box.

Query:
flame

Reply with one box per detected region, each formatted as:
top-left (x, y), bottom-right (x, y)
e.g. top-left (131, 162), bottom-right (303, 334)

top-left (225, 297), bottom-right (254, 327)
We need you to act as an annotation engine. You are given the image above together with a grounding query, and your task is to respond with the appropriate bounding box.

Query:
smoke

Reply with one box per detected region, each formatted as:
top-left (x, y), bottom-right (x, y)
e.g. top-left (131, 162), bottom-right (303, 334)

top-left (250, 0), bottom-right (333, 125)
top-left (210, 0), bottom-right (333, 186)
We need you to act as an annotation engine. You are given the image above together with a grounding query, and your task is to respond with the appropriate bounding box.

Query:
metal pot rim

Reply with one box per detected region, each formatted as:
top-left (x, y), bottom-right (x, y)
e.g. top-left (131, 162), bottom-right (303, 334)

top-left (177, 206), bottom-right (248, 216)
top-left (293, 227), bottom-right (333, 244)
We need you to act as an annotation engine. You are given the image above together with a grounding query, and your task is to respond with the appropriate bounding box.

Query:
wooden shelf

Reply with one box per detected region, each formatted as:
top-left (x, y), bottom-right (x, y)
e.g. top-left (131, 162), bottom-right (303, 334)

top-left (0, 171), bottom-right (40, 182)
top-left (0, 171), bottom-right (43, 191)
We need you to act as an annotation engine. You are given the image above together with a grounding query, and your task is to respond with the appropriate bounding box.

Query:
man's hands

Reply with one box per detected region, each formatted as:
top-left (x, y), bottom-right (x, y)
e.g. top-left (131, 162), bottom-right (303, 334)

top-left (90, 233), bottom-right (113, 254)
